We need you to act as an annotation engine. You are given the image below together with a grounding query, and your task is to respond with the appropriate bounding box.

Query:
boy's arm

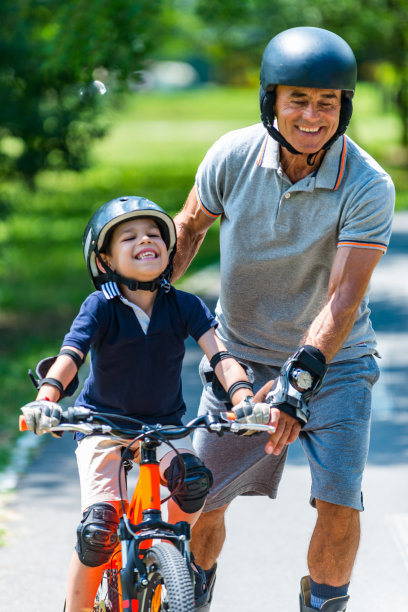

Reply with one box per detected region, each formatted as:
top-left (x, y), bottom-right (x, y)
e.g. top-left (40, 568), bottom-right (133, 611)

top-left (197, 329), bottom-right (253, 406)
top-left (35, 346), bottom-right (84, 402)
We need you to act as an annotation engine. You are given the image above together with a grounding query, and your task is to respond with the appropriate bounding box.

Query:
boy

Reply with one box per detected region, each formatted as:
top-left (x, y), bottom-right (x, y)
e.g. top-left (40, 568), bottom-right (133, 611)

top-left (22, 196), bottom-right (258, 612)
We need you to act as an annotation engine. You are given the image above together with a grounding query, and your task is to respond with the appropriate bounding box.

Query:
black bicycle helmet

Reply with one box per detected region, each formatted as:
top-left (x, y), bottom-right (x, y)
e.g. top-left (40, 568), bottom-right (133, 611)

top-left (83, 196), bottom-right (177, 292)
top-left (259, 27), bottom-right (357, 161)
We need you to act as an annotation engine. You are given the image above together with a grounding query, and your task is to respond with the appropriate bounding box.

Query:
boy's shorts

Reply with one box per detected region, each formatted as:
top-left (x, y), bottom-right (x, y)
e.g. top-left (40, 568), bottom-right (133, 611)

top-left (193, 354), bottom-right (380, 512)
top-left (76, 432), bottom-right (194, 513)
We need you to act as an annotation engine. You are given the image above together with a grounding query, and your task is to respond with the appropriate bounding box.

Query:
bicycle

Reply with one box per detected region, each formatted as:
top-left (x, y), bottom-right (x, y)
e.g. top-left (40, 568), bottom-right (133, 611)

top-left (19, 405), bottom-right (275, 612)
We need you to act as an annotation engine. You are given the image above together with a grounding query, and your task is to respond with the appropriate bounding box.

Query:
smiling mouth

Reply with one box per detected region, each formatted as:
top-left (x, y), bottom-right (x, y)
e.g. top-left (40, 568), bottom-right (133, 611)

top-left (136, 250), bottom-right (157, 260)
top-left (297, 126), bottom-right (321, 134)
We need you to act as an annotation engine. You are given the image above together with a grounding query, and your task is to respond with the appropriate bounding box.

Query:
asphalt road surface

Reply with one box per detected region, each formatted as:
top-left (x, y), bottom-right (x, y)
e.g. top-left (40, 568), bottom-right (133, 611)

top-left (0, 214), bottom-right (407, 612)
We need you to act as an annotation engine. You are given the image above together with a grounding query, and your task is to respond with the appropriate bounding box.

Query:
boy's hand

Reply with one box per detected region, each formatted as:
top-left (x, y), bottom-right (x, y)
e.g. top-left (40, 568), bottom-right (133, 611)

top-left (21, 400), bottom-right (63, 437)
top-left (232, 397), bottom-right (273, 436)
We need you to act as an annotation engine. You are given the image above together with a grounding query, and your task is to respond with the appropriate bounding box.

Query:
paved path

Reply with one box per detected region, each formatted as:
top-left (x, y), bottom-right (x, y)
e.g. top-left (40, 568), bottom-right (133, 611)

top-left (1, 214), bottom-right (407, 611)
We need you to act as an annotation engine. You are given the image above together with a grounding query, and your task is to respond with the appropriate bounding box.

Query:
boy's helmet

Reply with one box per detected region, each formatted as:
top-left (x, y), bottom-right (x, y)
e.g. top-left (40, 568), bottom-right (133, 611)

top-left (259, 27), bottom-right (357, 159)
top-left (83, 196), bottom-right (177, 291)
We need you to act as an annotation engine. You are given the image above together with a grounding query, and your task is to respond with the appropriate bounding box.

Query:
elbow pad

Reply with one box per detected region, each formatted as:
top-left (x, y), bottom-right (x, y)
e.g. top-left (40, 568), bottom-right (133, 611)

top-left (28, 349), bottom-right (84, 398)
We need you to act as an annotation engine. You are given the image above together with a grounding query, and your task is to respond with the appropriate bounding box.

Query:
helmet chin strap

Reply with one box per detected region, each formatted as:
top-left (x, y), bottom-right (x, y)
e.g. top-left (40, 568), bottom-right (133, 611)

top-left (95, 248), bottom-right (172, 293)
top-left (263, 120), bottom-right (327, 166)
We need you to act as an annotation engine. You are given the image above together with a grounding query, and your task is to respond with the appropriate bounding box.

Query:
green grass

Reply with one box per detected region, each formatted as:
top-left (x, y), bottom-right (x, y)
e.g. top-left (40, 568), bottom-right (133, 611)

top-left (0, 83), bottom-right (406, 473)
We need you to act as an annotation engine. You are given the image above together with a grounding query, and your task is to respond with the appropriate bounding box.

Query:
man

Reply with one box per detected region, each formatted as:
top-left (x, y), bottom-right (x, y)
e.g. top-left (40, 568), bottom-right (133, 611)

top-left (173, 27), bottom-right (395, 612)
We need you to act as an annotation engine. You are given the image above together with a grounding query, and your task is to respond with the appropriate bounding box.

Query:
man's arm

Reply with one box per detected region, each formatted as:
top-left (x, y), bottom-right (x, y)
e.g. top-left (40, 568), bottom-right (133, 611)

top-left (260, 245), bottom-right (383, 456)
top-left (172, 187), bottom-right (217, 281)
top-left (303, 246), bottom-right (383, 362)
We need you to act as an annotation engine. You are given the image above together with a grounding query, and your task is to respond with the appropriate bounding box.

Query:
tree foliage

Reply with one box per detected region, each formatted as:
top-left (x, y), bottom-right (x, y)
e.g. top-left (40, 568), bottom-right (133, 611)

top-left (0, 0), bottom-right (163, 185)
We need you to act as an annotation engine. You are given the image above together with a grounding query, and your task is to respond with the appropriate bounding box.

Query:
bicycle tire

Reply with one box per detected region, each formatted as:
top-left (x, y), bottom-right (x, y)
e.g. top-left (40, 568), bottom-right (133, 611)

top-left (93, 568), bottom-right (120, 612)
top-left (138, 542), bottom-right (194, 612)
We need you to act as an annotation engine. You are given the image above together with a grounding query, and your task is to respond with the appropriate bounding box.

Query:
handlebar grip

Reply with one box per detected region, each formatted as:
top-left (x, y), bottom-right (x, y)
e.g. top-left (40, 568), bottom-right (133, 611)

top-left (19, 415), bottom-right (28, 431)
top-left (224, 411), bottom-right (237, 421)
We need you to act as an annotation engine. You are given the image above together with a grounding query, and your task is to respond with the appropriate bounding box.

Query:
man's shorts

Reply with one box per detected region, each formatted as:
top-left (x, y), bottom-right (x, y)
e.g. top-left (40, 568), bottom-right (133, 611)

top-left (193, 354), bottom-right (380, 512)
top-left (76, 433), bottom-right (194, 513)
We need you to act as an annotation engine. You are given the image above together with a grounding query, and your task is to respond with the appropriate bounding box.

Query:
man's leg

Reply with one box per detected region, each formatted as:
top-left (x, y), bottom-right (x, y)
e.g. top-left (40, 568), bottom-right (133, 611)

top-left (298, 356), bottom-right (379, 610)
top-left (191, 503), bottom-right (229, 570)
top-left (299, 499), bottom-right (358, 611)
top-left (190, 504), bottom-right (229, 609)
top-left (308, 500), bottom-right (360, 585)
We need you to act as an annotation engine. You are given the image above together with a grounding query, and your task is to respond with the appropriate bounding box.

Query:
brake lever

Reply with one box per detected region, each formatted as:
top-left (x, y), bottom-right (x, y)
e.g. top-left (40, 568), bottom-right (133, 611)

top-left (215, 412), bottom-right (275, 435)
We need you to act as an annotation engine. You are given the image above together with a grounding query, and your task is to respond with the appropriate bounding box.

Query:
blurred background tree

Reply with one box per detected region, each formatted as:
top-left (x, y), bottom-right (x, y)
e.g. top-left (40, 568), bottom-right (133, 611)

top-left (0, 0), bottom-right (162, 187)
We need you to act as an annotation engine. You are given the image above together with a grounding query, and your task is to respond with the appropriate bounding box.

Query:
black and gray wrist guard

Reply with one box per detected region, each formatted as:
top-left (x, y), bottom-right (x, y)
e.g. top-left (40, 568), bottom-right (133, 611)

top-left (266, 345), bottom-right (327, 427)
top-left (28, 349), bottom-right (84, 399)
top-left (200, 352), bottom-right (255, 407)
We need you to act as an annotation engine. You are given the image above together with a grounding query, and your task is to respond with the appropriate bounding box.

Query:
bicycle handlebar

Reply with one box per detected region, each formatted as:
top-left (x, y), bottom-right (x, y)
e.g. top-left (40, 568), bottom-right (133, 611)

top-left (19, 406), bottom-right (276, 438)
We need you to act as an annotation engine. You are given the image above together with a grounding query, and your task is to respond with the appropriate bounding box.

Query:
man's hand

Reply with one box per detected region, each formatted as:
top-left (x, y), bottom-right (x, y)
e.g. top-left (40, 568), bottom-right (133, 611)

top-left (254, 380), bottom-right (301, 455)
top-left (21, 400), bottom-right (63, 437)
top-left (263, 410), bottom-right (301, 455)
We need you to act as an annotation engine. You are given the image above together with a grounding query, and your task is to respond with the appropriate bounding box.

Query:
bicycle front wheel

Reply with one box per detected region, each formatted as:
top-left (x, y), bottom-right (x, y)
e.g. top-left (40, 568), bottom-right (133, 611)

top-left (138, 542), bottom-right (194, 612)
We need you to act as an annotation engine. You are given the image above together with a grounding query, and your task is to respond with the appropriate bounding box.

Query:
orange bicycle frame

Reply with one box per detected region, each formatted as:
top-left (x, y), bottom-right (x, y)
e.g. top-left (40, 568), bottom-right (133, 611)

top-left (101, 451), bottom-right (164, 611)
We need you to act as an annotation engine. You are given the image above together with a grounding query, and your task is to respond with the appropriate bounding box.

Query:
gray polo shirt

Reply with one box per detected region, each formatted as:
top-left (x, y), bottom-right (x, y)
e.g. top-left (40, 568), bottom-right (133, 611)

top-left (195, 123), bottom-right (395, 365)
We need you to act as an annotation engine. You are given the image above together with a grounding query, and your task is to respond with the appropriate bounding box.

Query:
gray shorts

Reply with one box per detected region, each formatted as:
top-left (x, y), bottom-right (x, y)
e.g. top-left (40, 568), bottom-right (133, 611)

top-left (193, 354), bottom-right (380, 512)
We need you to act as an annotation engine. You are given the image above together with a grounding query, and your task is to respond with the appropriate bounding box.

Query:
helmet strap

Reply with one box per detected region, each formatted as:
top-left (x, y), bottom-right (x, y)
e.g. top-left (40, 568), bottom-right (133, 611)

top-left (306, 152), bottom-right (319, 166)
top-left (260, 90), bottom-right (301, 156)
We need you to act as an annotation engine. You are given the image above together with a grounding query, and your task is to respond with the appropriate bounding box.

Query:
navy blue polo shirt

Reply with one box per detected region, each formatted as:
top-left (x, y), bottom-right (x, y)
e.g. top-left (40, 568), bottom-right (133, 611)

top-left (62, 287), bottom-right (217, 428)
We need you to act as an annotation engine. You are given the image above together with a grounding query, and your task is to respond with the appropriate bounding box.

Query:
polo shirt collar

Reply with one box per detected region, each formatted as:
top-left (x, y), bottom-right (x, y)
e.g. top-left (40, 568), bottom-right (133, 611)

top-left (256, 129), bottom-right (347, 191)
top-left (101, 281), bottom-right (121, 300)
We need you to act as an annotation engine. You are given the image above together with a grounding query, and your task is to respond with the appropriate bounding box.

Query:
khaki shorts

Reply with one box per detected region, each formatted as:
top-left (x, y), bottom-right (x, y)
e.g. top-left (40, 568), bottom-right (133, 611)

top-left (76, 433), bottom-right (194, 513)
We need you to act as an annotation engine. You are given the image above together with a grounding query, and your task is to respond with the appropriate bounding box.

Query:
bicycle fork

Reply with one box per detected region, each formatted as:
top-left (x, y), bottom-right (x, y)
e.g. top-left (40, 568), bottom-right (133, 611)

top-left (119, 443), bottom-right (191, 609)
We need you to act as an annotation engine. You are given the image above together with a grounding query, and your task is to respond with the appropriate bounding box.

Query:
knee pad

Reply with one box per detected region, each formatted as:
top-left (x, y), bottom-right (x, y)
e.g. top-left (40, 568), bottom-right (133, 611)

top-left (164, 453), bottom-right (213, 514)
top-left (75, 503), bottom-right (119, 567)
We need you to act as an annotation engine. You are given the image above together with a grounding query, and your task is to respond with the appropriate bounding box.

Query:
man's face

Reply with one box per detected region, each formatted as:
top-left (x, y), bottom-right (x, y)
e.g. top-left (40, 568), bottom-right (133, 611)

top-left (274, 85), bottom-right (342, 154)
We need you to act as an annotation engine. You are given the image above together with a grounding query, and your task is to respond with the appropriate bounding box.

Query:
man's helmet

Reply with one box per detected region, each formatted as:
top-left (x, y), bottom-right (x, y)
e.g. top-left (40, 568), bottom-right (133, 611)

top-left (83, 196), bottom-right (177, 292)
top-left (259, 27), bottom-right (357, 159)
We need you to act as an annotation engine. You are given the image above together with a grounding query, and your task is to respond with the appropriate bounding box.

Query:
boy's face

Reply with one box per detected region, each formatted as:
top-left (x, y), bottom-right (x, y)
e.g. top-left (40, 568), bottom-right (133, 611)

top-left (101, 217), bottom-right (169, 284)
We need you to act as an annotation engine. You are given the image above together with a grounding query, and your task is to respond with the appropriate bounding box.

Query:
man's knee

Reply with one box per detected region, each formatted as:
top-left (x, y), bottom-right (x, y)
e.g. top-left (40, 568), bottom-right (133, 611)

top-left (164, 453), bottom-right (213, 514)
top-left (315, 499), bottom-right (360, 536)
top-left (315, 499), bottom-right (359, 518)
top-left (193, 503), bottom-right (229, 533)
top-left (75, 503), bottom-right (119, 567)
